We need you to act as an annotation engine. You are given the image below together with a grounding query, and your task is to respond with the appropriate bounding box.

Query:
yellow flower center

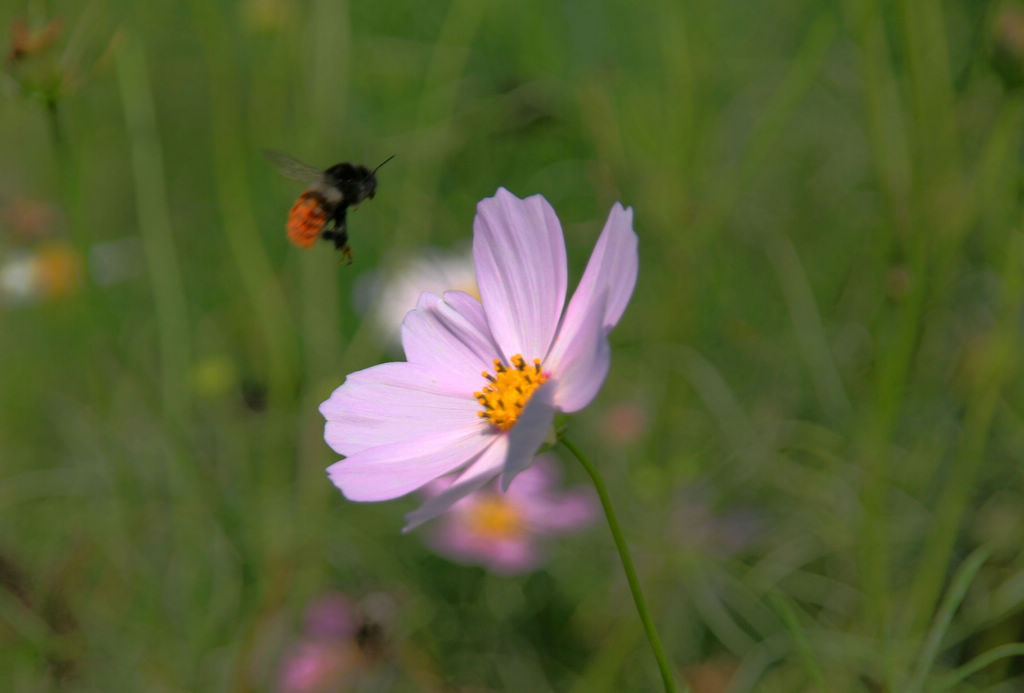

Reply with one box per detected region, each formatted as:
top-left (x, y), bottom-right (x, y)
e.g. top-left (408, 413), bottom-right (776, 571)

top-left (35, 243), bottom-right (80, 298)
top-left (467, 494), bottom-right (525, 540)
top-left (474, 354), bottom-right (548, 431)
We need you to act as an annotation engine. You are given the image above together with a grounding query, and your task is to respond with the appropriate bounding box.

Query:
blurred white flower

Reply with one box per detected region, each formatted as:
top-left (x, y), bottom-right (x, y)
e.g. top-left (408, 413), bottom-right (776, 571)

top-left (0, 242), bottom-right (80, 304)
top-left (358, 246), bottom-right (477, 346)
top-left (0, 237), bottom-right (140, 306)
top-left (0, 252), bottom-right (38, 301)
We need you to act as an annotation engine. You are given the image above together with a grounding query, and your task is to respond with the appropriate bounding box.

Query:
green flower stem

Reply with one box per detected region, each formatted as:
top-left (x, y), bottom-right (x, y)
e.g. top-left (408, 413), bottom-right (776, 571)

top-left (560, 435), bottom-right (680, 693)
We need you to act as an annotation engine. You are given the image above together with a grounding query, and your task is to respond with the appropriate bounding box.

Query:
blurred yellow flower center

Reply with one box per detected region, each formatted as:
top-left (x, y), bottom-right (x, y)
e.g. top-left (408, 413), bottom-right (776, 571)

top-left (467, 495), bottom-right (524, 539)
top-left (475, 354), bottom-right (547, 431)
top-left (35, 244), bottom-right (81, 298)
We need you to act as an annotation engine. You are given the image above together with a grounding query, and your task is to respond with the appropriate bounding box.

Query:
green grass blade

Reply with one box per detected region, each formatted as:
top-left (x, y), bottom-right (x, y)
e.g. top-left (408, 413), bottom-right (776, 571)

top-left (768, 593), bottom-right (826, 690)
top-left (908, 546), bottom-right (991, 692)
top-left (115, 31), bottom-right (192, 421)
top-left (932, 643), bottom-right (1024, 692)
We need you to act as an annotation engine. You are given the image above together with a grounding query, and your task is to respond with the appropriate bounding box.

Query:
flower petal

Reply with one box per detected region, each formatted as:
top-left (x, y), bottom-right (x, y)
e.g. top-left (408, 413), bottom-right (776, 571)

top-left (400, 291), bottom-right (500, 392)
top-left (473, 188), bottom-right (567, 361)
top-left (548, 203), bottom-right (637, 364)
top-left (522, 489), bottom-right (598, 532)
top-left (328, 427), bottom-right (496, 501)
top-left (501, 382), bottom-right (556, 490)
top-left (320, 361), bottom-right (483, 456)
top-left (546, 290), bottom-right (611, 413)
top-left (426, 520), bottom-right (540, 574)
top-left (485, 539), bottom-right (542, 574)
top-left (441, 289), bottom-right (491, 330)
top-left (403, 434), bottom-right (510, 531)
top-left (504, 457), bottom-right (598, 532)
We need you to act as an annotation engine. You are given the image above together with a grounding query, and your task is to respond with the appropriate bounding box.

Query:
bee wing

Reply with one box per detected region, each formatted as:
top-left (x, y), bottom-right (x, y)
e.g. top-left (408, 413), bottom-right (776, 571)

top-left (261, 149), bottom-right (324, 182)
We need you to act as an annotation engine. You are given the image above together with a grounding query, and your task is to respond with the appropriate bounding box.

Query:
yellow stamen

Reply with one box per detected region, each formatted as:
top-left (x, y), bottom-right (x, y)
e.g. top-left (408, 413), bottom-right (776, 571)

top-left (474, 354), bottom-right (547, 431)
top-left (467, 494), bottom-right (524, 540)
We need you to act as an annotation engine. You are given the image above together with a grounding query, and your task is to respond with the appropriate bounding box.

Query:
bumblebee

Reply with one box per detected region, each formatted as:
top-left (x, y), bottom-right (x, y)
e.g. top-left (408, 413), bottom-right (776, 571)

top-left (263, 150), bottom-right (392, 264)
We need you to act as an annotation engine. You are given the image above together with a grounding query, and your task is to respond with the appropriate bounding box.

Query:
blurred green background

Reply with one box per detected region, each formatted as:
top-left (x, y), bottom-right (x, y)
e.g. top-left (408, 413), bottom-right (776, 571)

top-left (3, 0), bottom-right (1024, 690)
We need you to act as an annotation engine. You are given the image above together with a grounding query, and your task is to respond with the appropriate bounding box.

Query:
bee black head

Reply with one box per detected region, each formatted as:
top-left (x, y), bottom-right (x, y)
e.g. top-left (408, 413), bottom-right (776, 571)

top-left (325, 163), bottom-right (377, 206)
top-left (325, 156), bottom-right (392, 206)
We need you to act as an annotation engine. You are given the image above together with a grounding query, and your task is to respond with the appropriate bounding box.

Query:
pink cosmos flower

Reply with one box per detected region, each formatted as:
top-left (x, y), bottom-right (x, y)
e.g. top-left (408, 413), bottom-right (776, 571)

top-left (320, 187), bottom-right (638, 528)
top-left (423, 455), bottom-right (597, 574)
top-left (278, 640), bottom-right (357, 693)
top-left (600, 399), bottom-right (649, 446)
top-left (302, 593), bottom-right (358, 640)
top-left (278, 593), bottom-right (360, 693)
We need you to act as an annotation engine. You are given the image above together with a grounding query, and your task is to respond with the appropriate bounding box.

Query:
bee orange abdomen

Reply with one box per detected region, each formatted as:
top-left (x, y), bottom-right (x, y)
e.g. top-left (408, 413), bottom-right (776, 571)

top-left (287, 192), bottom-right (330, 248)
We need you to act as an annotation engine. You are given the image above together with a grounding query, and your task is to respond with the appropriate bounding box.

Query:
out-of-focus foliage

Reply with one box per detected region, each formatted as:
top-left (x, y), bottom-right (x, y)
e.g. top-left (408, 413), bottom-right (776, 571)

top-left (3, 0), bottom-right (1024, 691)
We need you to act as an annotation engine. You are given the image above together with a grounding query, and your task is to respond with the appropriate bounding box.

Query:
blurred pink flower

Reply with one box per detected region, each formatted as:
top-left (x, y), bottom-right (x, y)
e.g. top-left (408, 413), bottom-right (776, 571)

top-left (2, 198), bottom-right (59, 240)
top-left (600, 400), bottom-right (649, 446)
top-left (320, 188), bottom-right (638, 529)
top-left (278, 640), bottom-right (357, 693)
top-left (423, 455), bottom-right (597, 574)
top-left (303, 593), bottom-right (358, 640)
top-left (277, 593), bottom-right (361, 693)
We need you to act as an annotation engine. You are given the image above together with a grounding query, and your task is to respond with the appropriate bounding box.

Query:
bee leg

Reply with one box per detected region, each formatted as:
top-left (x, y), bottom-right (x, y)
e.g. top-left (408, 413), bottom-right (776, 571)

top-left (327, 206), bottom-right (353, 264)
top-left (327, 227), bottom-right (352, 265)
top-left (327, 227), bottom-right (349, 251)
